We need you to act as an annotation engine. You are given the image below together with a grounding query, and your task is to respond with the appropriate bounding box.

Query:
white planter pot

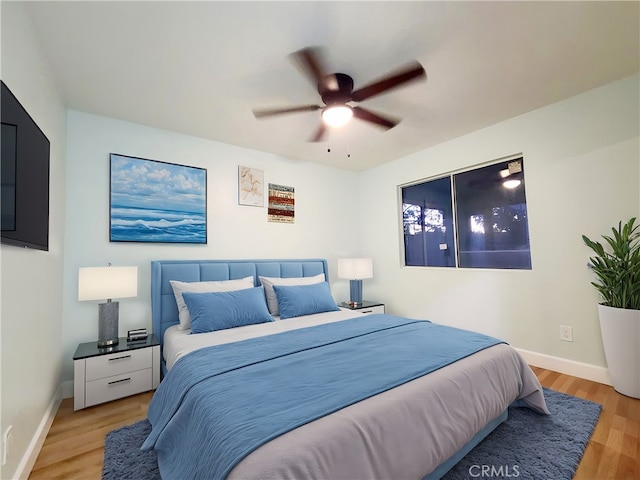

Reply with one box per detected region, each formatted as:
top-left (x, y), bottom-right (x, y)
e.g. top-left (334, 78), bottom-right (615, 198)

top-left (598, 304), bottom-right (640, 398)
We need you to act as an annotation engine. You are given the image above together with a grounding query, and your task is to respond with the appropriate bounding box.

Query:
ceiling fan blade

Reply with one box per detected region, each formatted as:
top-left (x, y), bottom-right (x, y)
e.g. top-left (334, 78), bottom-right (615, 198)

top-left (351, 61), bottom-right (426, 102)
top-left (352, 106), bottom-right (399, 130)
top-left (252, 105), bottom-right (321, 119)
top-left (309, 123), bottom-right (327, 142)
top-left (290, 46), bottom-right (334, 92)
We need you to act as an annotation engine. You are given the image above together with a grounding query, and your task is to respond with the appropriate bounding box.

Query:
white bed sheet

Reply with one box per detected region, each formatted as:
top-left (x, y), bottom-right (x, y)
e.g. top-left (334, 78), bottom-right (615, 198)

top-left (163, 308), bottom-right (363, 370)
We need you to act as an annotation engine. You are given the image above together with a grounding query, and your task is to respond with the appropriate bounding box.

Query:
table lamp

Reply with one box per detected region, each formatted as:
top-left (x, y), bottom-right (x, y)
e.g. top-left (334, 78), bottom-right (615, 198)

top-left (338, 258), bottom-right (373, 306)
top-left (78, 265), bottom-right (138, 347)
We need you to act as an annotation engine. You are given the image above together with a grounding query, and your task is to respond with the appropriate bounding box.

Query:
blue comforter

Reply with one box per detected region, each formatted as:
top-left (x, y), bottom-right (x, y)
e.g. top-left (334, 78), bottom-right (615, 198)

top-left (142, 314), bottom-right (504, 479)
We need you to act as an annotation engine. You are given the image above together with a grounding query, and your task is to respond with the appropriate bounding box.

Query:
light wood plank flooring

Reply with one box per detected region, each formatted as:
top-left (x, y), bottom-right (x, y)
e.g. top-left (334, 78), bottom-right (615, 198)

top-left (530, 367), bottom-right (640, 480)
top-left (30, 368), bottom-right (640, 479)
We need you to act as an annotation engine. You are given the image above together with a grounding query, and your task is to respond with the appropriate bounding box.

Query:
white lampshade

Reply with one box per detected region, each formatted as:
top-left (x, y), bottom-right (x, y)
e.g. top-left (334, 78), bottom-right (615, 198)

top-left (322, 105), bottom-right (353, 128)
top-left (338, 258), bottom-right (373, 280)
top-left (78, 266), bottom-right (138, 301)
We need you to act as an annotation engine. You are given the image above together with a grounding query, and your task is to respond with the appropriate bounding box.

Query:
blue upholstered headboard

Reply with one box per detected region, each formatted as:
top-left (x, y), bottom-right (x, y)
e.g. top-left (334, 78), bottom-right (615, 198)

top-left (151, 259), bottom-right (329, 347)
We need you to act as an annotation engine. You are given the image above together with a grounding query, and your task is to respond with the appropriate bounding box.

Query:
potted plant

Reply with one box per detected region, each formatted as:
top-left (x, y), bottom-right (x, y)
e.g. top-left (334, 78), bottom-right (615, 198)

top-left (582, 217), bottom-right (640, 398)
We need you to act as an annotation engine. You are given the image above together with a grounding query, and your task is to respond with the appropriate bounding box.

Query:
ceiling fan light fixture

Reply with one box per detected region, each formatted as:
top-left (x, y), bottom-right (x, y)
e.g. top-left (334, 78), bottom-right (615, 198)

top-left (322, 105), bottom-right (353, 128)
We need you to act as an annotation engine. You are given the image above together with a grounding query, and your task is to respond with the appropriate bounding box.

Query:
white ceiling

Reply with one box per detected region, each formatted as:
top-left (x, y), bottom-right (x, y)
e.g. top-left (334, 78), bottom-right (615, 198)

top-left (23, 1), bottom-right (639, 171)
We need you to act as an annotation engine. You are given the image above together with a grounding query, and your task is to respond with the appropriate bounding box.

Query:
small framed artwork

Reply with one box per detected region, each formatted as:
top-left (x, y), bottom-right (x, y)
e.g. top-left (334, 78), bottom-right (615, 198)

top-left (238, 166), bottom-right (264, 206)
top-left (268, 183), bottom-right (294, 223)
top-left (110, 153), bottom-right (207, 244)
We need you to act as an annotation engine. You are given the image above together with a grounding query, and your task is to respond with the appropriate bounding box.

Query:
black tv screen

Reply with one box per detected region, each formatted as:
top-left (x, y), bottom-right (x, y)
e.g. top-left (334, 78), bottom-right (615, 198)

top-left (1, 81), bottom-right (50, 251)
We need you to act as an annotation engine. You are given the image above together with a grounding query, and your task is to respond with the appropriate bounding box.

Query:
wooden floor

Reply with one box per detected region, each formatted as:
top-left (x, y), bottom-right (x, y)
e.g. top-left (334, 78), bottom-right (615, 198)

top-left (29, 391), bottom-right (153, 480)
top-left (29, 368), bottom-right (640, 480)
top-left (530, 367), bottom-right (640, 480)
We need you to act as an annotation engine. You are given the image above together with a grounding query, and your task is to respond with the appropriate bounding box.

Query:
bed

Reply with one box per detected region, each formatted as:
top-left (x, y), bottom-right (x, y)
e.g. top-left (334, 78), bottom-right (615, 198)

top-left (145, 258), bottom-right (548, 480)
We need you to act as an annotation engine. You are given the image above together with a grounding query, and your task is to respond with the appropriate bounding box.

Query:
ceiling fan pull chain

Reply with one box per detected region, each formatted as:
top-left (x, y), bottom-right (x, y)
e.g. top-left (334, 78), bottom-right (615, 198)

top-left (346, 125), bottom-right (351, 158)
top-left (327, 136), bottom-right (331, 153)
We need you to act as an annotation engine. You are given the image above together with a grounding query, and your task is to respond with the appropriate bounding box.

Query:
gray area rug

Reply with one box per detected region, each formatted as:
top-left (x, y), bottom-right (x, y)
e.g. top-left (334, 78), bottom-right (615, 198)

top-left (102, 388), bottom-right (601, 480)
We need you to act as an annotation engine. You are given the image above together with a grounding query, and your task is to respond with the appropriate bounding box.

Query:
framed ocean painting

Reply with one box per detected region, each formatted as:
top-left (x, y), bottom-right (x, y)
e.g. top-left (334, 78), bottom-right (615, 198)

top-left (109, 153), bottom-right (207, 244)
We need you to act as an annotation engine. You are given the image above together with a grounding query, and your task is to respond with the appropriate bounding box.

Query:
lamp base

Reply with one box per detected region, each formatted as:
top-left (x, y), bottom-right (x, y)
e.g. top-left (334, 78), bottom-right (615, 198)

top-left (98, 301), bottom-right (119, 348)
top-left (349, 279), bottom-right (363, 305)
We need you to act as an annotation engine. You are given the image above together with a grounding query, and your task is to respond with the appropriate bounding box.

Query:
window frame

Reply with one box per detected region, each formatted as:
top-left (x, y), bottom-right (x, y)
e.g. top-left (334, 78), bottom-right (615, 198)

top-left (398, 154), bottom-right (531, 271)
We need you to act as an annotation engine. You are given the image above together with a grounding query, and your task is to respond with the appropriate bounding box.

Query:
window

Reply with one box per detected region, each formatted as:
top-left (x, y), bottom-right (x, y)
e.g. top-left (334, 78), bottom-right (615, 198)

top-left (400, 157), bottom-right (531, 269)
top-left (402, 176), bottom-right (455, 267)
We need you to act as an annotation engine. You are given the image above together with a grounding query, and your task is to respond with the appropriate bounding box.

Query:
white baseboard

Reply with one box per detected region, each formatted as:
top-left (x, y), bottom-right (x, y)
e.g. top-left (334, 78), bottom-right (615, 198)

top-left (515, 348), bottom-right (612, 386)
top-left (14, 386), bottom-right (62, 480)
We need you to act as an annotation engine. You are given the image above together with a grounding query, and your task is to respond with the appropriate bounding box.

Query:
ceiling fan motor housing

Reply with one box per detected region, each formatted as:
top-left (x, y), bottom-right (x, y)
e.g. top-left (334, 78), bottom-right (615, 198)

top-left (319, 73), bottom-right (354, 105)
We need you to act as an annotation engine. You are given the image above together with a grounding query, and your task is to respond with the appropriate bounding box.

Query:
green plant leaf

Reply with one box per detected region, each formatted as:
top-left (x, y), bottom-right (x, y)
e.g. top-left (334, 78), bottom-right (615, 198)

top-left (583, 218), bottom-right (640, 310)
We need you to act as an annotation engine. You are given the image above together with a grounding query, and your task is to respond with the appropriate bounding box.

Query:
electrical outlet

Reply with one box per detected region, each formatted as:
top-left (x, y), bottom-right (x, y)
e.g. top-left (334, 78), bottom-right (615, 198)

top-left (2, 425), bottom-right (12, 466)
top-left (560, 325), bottom-right (573, 342)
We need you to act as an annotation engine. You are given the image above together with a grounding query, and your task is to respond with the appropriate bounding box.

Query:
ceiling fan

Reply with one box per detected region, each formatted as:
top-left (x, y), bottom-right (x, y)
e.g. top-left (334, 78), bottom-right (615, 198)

top-left (252, 47), bottom-right (427, 142)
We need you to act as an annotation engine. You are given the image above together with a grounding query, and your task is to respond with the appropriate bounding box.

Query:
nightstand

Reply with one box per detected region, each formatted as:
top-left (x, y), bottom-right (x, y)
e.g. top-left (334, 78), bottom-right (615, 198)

top-left (73, 334), bottom-right (160, 411)
top-left (340, 301), bottom-right (385, 314)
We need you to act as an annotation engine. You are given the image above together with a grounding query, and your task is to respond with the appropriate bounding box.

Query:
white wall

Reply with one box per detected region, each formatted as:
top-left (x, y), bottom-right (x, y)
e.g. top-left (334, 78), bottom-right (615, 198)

top-left (61, 111), bottom-right (360, 381)
top-left (360, 74), bottom-right (640, 369)
top-left (0, 2), bottom-right (67, 479)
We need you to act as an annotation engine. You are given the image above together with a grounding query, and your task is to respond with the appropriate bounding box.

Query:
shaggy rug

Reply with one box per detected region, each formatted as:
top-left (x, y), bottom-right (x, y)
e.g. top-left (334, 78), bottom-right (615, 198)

top-left (102, 388), bottom-right (601, 480)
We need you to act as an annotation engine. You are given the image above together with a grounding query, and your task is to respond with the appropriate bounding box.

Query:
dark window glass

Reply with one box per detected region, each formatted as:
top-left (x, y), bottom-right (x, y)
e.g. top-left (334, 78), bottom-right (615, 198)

top-left (400, 157), bottom-right (531, 270)
top-left (454, 159), bottom-right (531, 269)
top-left (402, 176), bottom-right (455, 267)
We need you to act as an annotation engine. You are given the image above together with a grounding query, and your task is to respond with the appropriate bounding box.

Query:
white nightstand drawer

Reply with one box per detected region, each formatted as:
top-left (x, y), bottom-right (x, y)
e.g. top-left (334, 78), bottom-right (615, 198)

top-left (85, 347), bottom-right (152, 381)
top-left (355, 305), bottom-right (385, 314)
top-left (74, 335), bottom-right (160, 410)
top-left (85, 368), bottom-right (152, 407)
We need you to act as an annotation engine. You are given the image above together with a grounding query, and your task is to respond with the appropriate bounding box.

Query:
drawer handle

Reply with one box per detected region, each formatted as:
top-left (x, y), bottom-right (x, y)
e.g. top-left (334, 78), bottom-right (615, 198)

top-left (361, 309), bottom-right (373, 313)
top-left (108, 377), bottom-right (132, 385)
top-left (108, 355), bottom-right (132, 362)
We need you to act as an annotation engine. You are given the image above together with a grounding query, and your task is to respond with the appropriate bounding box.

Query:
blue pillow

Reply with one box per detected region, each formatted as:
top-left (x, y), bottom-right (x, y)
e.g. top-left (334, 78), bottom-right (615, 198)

top-left (273, 282), bottom-right (340, 319)
top-left (182, 286), bottom-right (274, 334)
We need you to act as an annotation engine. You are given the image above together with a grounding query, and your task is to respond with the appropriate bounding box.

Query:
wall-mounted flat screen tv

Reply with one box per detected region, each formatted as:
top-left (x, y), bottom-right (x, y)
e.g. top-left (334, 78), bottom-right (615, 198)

top-left (1, 81), bottom-right (50, 251)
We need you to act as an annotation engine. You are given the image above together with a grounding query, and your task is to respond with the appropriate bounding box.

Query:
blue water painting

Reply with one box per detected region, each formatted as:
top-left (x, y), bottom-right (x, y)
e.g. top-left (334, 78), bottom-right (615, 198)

top-left (110, 154), bottom-right (207, 243)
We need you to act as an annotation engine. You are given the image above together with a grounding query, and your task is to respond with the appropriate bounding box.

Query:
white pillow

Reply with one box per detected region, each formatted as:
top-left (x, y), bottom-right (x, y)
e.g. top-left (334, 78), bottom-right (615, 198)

top-left (259, 273), bottom-right (325, 316)
top-left (170, 276), bottom-right (254, 330)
